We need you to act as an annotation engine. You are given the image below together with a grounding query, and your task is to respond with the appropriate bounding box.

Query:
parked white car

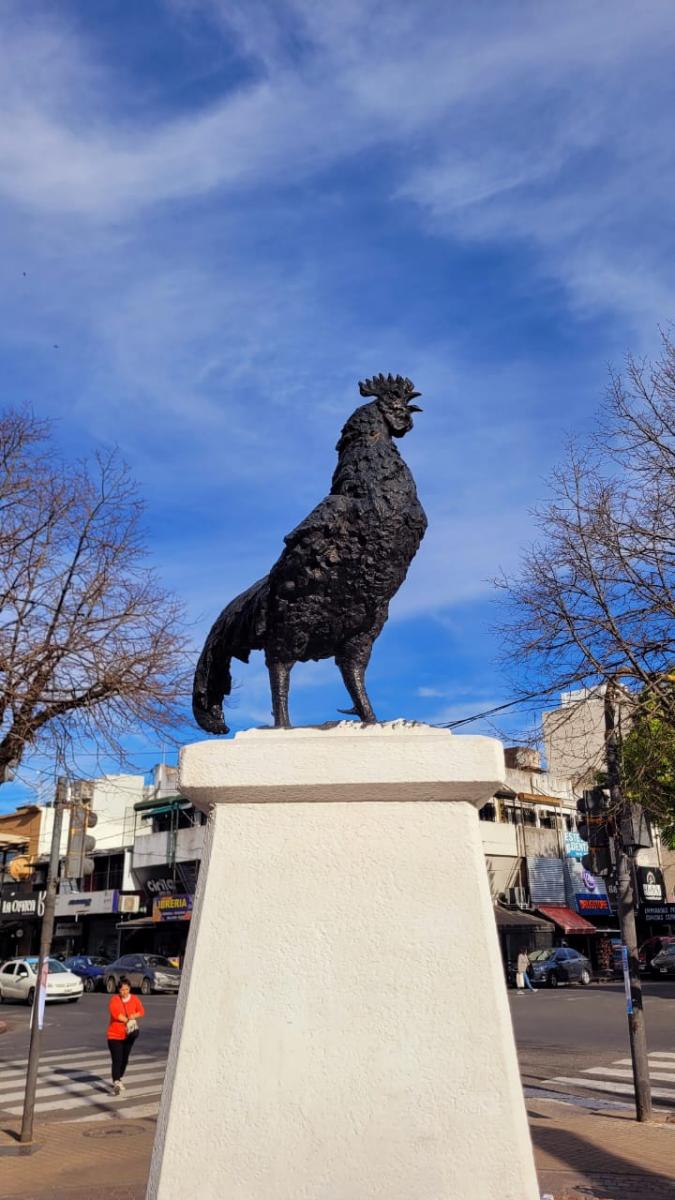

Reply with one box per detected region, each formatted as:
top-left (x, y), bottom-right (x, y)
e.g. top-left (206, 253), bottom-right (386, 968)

top-left (0, 957), bottom-right (84, 1004)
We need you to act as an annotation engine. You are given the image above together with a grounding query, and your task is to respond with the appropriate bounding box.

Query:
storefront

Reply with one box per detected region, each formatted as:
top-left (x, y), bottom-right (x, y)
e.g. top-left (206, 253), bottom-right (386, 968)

top-left (493, 904), bottom-right (554, 979)
top-left (0, 886), bottom-right (45, 958)
top-left (52, 889), bottom-right (142, 959)
top-left (117, 892), bottom-right (193, 965)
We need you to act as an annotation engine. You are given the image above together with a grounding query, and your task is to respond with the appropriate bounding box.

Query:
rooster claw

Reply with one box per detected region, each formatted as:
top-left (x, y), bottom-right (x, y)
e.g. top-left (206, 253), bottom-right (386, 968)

top-left (337, 706), bottom-right (359, 716)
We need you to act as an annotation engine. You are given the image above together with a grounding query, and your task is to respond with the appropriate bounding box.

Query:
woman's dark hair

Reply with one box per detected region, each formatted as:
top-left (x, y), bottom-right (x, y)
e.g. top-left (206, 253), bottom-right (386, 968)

top-left (117, 976), bottom-right (131, 990)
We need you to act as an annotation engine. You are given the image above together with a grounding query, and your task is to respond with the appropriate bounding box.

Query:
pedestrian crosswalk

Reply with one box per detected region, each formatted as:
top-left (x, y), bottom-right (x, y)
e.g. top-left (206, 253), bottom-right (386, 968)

top-left (0, 1045), bottom-right (167, 1123)
top-left (525, 1050), bottom-right (675, 1111)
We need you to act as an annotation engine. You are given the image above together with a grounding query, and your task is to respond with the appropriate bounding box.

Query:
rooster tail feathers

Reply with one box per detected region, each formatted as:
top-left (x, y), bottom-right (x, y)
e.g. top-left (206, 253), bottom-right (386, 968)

top-left (192, 575), bottom-right (269, 735)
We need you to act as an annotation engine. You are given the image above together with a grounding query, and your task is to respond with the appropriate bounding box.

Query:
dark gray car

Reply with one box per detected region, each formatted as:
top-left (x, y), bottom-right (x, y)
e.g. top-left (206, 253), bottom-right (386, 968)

top-left (528, 947), bottom-right (592, 987)
top-left (104, 953), bottom-right (181, 995)
top-left (651, 946), bottom-right (675, 977)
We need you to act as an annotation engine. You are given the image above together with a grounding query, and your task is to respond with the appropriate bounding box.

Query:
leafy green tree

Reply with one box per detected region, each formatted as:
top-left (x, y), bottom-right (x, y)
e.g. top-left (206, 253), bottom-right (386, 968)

top-left (622, 684), bottom-right (675, 848)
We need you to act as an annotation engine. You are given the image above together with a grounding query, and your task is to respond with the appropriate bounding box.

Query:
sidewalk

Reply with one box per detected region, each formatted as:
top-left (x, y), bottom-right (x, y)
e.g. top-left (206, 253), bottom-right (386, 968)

top-left (1, 1101), bottom-right (674, 1199)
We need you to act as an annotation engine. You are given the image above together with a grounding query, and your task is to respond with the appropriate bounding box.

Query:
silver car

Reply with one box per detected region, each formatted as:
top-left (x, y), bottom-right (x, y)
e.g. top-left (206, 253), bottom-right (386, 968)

top-left (0, 956), bottom-right (83, 1004)
top-left (104, 953), bottom-right (181, 995)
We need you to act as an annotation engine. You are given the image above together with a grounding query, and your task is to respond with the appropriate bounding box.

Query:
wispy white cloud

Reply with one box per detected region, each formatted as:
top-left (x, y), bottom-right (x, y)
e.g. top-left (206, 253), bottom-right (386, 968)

top-left (0, 1), bottom-right (674, 799)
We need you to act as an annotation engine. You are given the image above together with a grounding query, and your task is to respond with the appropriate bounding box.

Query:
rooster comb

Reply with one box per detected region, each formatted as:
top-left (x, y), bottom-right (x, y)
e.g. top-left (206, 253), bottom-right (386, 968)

top-left (358, 373), bottom-right (421, 402)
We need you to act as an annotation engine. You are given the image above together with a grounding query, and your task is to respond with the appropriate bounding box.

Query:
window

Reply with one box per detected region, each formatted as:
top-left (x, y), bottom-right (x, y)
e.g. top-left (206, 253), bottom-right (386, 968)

top-left (2, 962), bottom-right (16, 975)
top-left (538, 811), bottom-right (556, 830)
top-left (82, 852), bottom-right (124, 893)
top-left (478, 803), bottom-right (496, 822)
top-left (522, 808), bottom-right (537, 826)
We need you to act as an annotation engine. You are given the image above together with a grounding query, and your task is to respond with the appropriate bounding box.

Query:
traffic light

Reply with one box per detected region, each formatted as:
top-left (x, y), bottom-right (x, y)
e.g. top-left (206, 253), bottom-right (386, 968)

top-left (64, 798), bottom-right (98, 881)
top-left (619, 803), bottom-right (652, 852)
top-left (576, 787), bottom-right (609, 847)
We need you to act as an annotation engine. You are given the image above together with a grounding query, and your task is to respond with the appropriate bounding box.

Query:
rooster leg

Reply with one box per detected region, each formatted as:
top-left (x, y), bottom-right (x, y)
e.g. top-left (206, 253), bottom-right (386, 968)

top-left (267, 656), bottom-right (294, 729)
top-left (336, 639), bottom-right (377, 724)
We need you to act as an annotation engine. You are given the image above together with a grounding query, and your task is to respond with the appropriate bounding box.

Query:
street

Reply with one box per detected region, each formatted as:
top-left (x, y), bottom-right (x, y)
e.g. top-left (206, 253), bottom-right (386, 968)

top-left (0, 991), bottom-right (175, 1125)
top-left (1, 980), bottom-right (674, 1128)
top-left (510, 978), bottom-right (675, 1114)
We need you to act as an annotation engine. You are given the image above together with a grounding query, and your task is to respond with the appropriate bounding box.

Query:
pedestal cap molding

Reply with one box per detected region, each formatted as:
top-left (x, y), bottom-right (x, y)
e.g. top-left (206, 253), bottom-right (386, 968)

top-left (179, 720), bottom-right (506, 812)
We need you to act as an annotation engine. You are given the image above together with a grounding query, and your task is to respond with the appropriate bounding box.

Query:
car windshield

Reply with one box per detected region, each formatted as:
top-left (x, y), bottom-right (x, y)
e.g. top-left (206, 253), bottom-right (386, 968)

top-left (24, 957), bottom-right (68, 974)
top-left (528, 949), bottom-right (555, 962)
top-left (88, 956), bottom-right (108, 966)
top-left (145, 956), bottom-right (174, 969)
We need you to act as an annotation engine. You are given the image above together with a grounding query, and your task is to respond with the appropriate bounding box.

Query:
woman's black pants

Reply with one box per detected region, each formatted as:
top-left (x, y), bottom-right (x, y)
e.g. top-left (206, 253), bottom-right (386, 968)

top-left (107, 1033), bottom-right (138, 1081)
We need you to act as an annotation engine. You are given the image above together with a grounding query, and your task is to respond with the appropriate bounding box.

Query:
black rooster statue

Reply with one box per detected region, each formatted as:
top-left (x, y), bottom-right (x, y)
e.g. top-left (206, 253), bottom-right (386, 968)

top-left (193, 373), bottom-right (428, 732)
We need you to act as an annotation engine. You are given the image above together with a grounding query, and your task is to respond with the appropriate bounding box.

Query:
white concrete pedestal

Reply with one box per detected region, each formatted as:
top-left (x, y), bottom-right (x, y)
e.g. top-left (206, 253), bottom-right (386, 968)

top-left (147, 722), bottom-right (539, 1200)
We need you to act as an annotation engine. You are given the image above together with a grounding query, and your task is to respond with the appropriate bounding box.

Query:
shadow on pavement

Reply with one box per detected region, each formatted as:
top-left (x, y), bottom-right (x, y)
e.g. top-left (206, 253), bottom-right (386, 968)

top-left (531, 1121), bottom-right (675, 1199)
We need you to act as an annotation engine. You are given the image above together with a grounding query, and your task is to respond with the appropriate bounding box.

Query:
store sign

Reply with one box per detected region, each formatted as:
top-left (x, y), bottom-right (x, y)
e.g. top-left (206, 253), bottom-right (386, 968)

top-left (642, 903), bottom-right (675, 923)
top-left (564, 829), bottom-right (588, 860)
top-left (0, 890), bottom-right (45, 919)
top-left (152, 894), bottom-right (193, 922)
top-left (636, 867), bottom-right (665, 905)
top-left (577, 894), bottom-right (611, 914)
top-left (55, 889), bottom-right (120, 917)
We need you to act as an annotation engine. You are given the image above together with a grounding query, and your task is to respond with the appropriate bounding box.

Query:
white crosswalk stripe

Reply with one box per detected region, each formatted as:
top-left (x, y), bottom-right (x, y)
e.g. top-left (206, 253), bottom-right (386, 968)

top-left (0, 1045), bottom-right (167, 1123)
top-left (526, 1050), bottom-right (675, 1110)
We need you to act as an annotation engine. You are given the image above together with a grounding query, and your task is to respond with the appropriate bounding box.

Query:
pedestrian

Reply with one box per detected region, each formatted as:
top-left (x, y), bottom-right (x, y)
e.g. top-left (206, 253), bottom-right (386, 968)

top-left (515, 947), bottom-right (536, 994)
top-left (107, 976), bottom-right (145, 1094)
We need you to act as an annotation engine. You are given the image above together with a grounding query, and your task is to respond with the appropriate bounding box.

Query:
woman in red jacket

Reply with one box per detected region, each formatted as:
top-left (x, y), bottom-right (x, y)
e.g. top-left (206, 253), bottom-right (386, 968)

top-left (107, 976), bottom-right (145, 1095)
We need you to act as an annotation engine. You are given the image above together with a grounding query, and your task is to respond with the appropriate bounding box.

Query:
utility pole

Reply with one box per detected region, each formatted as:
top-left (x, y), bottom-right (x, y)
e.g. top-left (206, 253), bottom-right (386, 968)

top-left (19, 776), bottom-right (68, 1145)
top-left (604, 681), bottom-right (653, 1123)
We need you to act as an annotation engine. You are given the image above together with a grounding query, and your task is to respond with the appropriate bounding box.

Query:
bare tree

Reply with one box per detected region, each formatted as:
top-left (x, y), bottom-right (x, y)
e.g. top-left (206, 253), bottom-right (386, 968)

top-left (496, 336), bottom-right (675, 1123)
top-left (497, 332), bottom-right (675, 723)
top-left (0, 408), bottom-right (189, 785)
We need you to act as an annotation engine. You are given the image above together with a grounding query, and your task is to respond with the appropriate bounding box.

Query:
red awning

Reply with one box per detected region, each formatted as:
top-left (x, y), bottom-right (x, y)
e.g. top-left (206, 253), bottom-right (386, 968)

top-left (536, 905), bottom-right (599, 934)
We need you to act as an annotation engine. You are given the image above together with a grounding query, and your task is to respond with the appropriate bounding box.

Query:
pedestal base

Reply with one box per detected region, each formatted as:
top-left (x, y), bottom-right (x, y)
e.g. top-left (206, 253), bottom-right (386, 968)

top-left (147, 724), bottom-right (538, 1200)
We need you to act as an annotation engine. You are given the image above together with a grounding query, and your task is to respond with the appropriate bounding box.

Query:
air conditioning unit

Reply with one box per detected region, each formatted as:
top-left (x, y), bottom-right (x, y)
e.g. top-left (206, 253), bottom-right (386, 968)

top-left (507, 886), bottom-right (528, 908)
top-left (117, 894), bottom-right (140, 914)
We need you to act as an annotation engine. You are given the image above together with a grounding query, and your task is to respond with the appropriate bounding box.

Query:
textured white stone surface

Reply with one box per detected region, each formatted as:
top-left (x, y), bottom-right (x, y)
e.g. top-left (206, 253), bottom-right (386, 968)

top-left (147, 725), bottom-right (538, 1200)
top-left (179, 720), bottom-right (506, 810)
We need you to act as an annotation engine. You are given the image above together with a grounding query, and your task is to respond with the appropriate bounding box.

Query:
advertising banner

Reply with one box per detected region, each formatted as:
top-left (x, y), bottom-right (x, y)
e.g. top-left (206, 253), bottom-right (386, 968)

top-left (564, 859), bottom-right (612, 915)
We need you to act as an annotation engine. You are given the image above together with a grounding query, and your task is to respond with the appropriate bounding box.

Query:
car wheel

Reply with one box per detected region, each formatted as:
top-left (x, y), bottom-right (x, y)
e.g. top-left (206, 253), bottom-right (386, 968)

top-left (580, 968), bottom-right (591, 985)
top-left (140, 977), bottom-right (151, 996)
top-left (106, 976), bottom-right (117, 994)
top-left (549, 972), bottom-right (559, 988)
top-left (27, 987), bottom-right (35, 1006)
top-left (83, 977), bottom-right (95, 993)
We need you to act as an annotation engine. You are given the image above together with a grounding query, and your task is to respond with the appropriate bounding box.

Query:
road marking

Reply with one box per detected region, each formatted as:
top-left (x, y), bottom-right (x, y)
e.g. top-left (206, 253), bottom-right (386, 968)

top-left (551, 1076), bottom-right (675, 1102)
top-left (3, 1080), bottom-right (166, 1116)
top-left (584, 1066), bottom-right (675, 1084)
top-left (0, 1067), bottom-right (165, 1105)
top-left (0, 1052), bottom-right (159, 1078)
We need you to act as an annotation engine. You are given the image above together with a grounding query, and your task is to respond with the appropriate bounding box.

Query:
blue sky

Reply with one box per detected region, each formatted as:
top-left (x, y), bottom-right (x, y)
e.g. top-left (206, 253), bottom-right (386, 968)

top-left (1, 1), bottom-right (675, 807)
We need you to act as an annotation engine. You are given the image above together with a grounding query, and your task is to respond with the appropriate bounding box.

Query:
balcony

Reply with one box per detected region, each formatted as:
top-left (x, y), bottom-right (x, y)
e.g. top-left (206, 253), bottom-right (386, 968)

top-left (132, 823), bottom-right (205, 872)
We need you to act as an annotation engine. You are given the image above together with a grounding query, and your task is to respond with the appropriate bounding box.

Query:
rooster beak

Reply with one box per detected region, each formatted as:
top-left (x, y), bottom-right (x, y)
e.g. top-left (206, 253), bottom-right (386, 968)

top-left (408, 404), bottom-right (423, 413)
